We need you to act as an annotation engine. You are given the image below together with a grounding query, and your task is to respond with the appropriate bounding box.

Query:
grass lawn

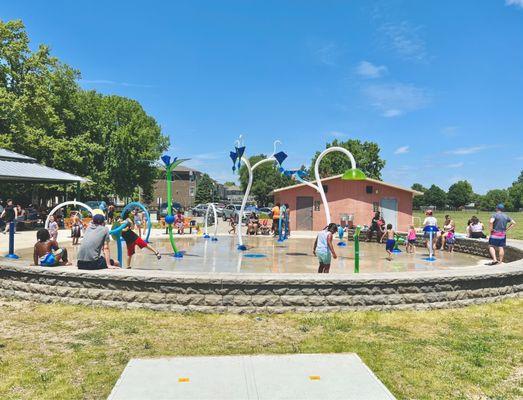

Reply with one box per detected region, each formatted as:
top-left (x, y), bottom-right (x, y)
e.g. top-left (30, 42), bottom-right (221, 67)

top-left (413, 210), bottom-right (523, 240)
top-left (0, 299), bottom-right (521, 399)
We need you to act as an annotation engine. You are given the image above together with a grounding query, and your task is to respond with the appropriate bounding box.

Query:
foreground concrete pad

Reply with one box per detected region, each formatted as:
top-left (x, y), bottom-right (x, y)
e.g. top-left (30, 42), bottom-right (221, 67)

top-left (108, 353), bottom-right (395, 400)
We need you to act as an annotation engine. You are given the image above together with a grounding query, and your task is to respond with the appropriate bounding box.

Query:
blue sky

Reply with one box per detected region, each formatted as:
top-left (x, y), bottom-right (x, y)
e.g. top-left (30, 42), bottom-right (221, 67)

top-left (2, 0), bottom-right (523, 193)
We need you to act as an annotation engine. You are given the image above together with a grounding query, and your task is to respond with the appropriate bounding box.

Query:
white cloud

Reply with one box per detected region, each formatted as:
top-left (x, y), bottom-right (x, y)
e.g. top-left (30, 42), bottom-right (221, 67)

top-left (447, 162), bottom-right (464, 168)
top-left (506, 0), bottom-right (523, 9)
top-left (445, 146), bottom-right (488, 155)
top-left (362, 82), bottom-right (431, 117)
top-left (79, 79), bottom-right (154, 88)
top-left (394, 146), bottom-right (409, 154)
top-left (355, 61), bottom-right (388, 79)
top-left (328, 131), bottom-right (348, 138)
top-left (381, 21), bottom-right (428, 62)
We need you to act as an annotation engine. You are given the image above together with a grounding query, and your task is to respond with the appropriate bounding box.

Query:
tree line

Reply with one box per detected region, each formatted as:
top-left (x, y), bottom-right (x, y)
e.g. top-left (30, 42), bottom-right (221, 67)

top-left (0, 20), bottom-right (169, 202)
top-left (412, 171), bottom-right (523, 211)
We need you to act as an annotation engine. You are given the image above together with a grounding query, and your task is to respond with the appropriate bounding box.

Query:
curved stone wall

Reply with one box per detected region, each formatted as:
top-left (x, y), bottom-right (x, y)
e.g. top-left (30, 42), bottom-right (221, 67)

top-left (1, 262), bottom-right (522, 313)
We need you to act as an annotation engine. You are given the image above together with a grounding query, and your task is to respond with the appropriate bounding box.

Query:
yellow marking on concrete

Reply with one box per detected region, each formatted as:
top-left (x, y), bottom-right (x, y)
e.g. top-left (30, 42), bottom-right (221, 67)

top-left (309, 375), bottom-right (321, 380)
top-left (178, 377), bottom-right (190, 383)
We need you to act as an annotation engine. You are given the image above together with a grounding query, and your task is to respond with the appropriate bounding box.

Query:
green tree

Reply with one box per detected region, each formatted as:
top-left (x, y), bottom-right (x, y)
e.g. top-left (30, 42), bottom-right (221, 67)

top-left (411, 183), bottom-right (427, 209)
top-left (0, 19), bottom-right (169, 200)
top-left (513, 170), bottom-right (523, 185)
top-left (479, 189), bottom-right (513, 211)
top-left (508, 183), bottom-right (523, 211)
top-left (423, 184), bottom-right (447, 209)
top-left (195, 174), bottom-right (215, 204)
top-left (224, 181), bottom-right (236, 187)
top-left (447, 180), bottom-right (474, 208)
top-left (238, 154), bottom-right (293, 206)
top-left (309, 139), bottom-right (386, 180)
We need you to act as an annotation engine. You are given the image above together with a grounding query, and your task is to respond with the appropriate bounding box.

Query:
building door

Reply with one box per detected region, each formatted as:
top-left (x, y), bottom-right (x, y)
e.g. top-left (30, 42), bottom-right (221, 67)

top-left (296, 196), bottom-right (313, 231)
top-left (380, 198), bottom-right (398, 230)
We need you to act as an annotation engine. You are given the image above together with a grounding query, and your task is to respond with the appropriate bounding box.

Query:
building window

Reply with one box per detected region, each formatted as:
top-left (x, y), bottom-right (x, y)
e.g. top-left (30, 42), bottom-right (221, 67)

top-left (366, 185), bottom-right (373, 194)
top-left (189, 187), bottom-right (195, 197)
top-left (322, 185), bottom-right (328, 194)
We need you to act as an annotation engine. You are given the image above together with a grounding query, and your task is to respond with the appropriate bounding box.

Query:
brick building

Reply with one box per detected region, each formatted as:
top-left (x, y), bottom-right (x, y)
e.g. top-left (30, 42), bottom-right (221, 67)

top-left (273, 175), bottom-right (422, 232)
top-left (150, 165), bottom-right (203, 209)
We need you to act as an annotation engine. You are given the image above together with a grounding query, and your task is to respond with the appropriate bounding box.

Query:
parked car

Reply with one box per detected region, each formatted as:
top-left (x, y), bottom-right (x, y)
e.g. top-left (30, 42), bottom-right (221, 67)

top-left (191, 204), bottom-right (208, 217)
top-left (212, 203), bottom-right (225, 217)
top-left (222, 204), bottom-right (250, 222)
top-left (157, 202), bottom-right (183, 219)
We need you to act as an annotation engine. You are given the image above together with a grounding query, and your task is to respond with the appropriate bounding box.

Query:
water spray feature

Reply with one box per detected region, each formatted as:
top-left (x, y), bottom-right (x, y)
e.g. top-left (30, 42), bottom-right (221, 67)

top-left (203, 203), bottom-right (219, 241)
top-left (161, 154), bottom-right (190, 258)
top-left (229, 135), bottom-right (287, 250)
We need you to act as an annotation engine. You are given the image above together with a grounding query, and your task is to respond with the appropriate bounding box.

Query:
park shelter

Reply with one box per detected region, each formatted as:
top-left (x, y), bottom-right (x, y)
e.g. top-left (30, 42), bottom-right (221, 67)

top-left (273, 175), bottom-right (422, 232)
top-left (0, 148), bottom-right (88, 200)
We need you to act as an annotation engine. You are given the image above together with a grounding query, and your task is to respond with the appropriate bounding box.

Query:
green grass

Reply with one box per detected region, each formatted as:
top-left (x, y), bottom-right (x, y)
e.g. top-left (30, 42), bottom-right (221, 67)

top-left (0, 299), bottom-right (521, 399)
top-left (413, 210), bottom-right (523, 240)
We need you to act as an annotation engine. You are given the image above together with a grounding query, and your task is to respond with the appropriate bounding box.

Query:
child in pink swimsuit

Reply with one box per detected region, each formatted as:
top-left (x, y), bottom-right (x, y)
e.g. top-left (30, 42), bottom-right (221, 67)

top-left (406, 225), bottom-right (417, 254)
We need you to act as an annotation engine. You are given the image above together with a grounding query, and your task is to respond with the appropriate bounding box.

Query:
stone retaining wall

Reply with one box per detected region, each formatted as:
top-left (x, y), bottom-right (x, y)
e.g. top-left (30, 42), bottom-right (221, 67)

top-left (1, 264), bottom-right (522, 313)
top-left (348, 230), bottom-right (523, 263)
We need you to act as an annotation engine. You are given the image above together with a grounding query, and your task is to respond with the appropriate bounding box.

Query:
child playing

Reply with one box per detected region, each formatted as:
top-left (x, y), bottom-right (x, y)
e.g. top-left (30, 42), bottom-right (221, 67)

top-left (48, 215), bottom-right (59, 241)
top-left (71, 212), bottom-right (83, 245)
top-left (406, 225), bottom-right (417, 254)
top-left (33, 228), bottom-right (71, 266)
top-left (120, 213), bottom-right (161, 268)
top-left (381, 223), bottom-right (395, 261)
top-left (228, 212), bottom-right (239, 234)
top-left (175, 210), bottom-right (185, 235)
top-left (313, 223), bottom-right (338, 273)
top-left (445, 230), bottom-right (456, 252)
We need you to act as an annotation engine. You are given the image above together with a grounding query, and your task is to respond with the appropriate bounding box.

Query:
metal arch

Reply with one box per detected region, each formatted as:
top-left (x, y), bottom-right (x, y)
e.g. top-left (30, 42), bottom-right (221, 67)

top-left (313, 146), bottom-right (358, 225)
top-left (45, 200), bottom-right (94, 229)
top-left (204, 203), bottom-right (219, 239)
top-left (120, 201), bottom-right (152, 243)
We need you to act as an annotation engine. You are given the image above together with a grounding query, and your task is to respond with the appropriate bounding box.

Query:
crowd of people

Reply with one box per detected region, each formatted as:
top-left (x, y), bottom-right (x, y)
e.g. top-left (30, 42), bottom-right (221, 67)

top-left (312, 204), bottom-right (517, 273)
top-left (1, 196), bottom-right (519, 273)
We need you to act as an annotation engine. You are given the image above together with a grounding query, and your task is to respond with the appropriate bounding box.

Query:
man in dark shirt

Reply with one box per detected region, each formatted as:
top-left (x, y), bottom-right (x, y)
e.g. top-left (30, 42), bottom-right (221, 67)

top-left (1, 199), bottom-right (18, 234)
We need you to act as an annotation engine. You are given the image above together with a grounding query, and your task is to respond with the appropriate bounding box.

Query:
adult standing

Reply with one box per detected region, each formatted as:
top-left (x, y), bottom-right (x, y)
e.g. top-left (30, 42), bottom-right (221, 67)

top-left (271, 203), bottom-right (280, 236)
top-left (77, 214), bottom-right (120, 270)
top-left (1, 199), bottom-right (18, 234)
top-left (284, 203), bottom-right (291, 237)
top-left (487, 204), bottom-right (516, 265)
top-left (423, 209), bottom-right (438, 252)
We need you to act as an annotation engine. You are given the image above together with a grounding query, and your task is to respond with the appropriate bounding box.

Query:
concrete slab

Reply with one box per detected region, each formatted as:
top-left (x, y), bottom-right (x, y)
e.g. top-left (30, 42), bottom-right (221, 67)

top-left (108, 353), bottom-right (395, 400)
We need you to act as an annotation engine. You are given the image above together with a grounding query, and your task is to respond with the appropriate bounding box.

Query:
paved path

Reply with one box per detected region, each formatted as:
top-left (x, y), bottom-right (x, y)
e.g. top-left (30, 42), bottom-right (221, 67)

top-left (108, 353), bottom-right (395, 400)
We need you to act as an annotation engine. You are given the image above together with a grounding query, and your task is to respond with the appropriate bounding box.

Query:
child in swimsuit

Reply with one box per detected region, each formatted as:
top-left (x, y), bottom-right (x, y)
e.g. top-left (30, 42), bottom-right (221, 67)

top-left (33, 228), bottom-right (70, 266)
top-left (48, 216), bottom-right (59, 241)
top-left (381, 224), bottom-right (395, 261)
top-left (120, 213), bottom-right (161, 268)
top-left (406, 225), bottom-right (417, 254)
top-left (71, 213), bottom-right (83, 245)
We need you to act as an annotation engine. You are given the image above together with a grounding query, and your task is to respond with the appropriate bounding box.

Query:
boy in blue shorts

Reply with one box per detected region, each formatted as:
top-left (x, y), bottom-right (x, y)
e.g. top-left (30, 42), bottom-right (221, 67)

top-left (381, 223), bottom-right (395, 261)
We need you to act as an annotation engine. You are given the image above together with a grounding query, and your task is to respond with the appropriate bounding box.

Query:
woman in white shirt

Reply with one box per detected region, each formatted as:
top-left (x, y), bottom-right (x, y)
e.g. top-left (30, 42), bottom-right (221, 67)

top-left (467, 216), bottom-right (486, 239)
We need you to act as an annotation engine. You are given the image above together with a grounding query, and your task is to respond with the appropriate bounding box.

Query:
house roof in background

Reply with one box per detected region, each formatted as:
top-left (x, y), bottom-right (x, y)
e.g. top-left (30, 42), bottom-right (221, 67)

top-left (273, 174), bottom-right (423, 195)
